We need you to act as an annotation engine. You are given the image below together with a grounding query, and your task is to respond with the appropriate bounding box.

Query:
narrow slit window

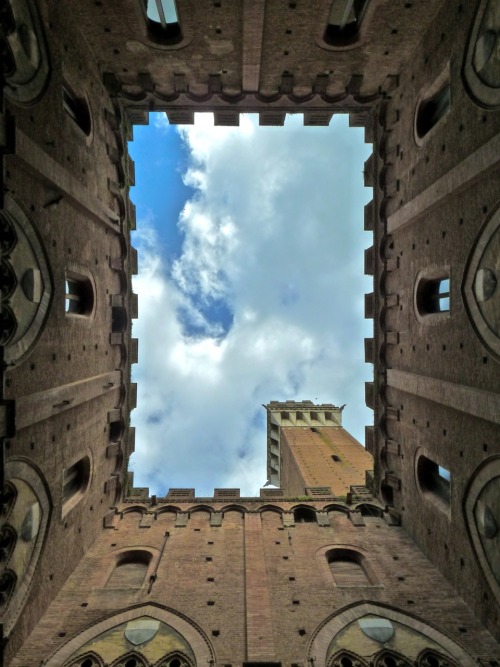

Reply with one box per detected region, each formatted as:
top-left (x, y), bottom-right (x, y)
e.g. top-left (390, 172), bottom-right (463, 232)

top-left (62, 84), bottom-right (91, 136)
top-left (324, 0), bottom-right (368, 45)
top-left (146, 0), bottom-right (182, 43)
top-left (416, 81), bottom-right (450, 140)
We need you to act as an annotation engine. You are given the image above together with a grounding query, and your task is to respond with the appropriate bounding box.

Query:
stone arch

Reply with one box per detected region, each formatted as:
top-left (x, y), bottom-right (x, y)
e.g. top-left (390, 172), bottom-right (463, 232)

top-left (188, 504), bottom-right (215, 515)
top-left (308, 602), bottom-right (475, 667)
top-left (328, 650), bottom-right (369, 667)
top-left (1, 458), bottom-right (51, 636)
top-left (156, 506), bottom-right (182, 516)
top-left (256, 504), bottom-right (284, 515)
top-left (463, 0), bottom-right (500, 109)
top-left (220, 504), bottom-right (246, 515)
top-left (373, 649), bottom-right (412, 666)
top-left (1, 195), bottom-right (53, 366)
top-left (66, 651), bottom-right (105, 667)
top-left (463, 456), bottom-right (500, 605)
top-left (322, 503), bottom-right (350, 515)
top-left (354, 503), bottom-right (384, 518)
top-left (462, 200), bottom-right (500, 359)
top-left (44, 603), bottom-right (215, 667)
top-left (3, 0), bottom-right (50, 105)
top-left (152, 650), bottom-right (195, 667)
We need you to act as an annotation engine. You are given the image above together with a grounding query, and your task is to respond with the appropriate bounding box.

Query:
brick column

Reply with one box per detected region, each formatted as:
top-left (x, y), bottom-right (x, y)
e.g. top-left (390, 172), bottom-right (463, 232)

top-left (244, 513), bottom-right (275, 661)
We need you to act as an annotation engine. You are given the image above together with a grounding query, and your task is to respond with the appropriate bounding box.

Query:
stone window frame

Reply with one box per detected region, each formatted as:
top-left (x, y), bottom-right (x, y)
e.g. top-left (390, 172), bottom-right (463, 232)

top-left (413, 63), bottom-right (451, 148)
top-left (139, 0), bottom-right (194, 50)
top-left (105, 549), bottom-right (154, 590)
top-left (413, 266), bottom-right (451, 326)
top-left (414, 447), bottom-right (451, 518)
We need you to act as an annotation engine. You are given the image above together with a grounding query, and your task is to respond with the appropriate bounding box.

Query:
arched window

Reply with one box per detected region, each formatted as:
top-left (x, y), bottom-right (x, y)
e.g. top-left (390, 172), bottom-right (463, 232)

top-left (326, 548), bottom-right (372, 586)
top-left (110, 653), bottom-right (148, 667)
top-left (416, 277), bottom-right (450, 315)
top-left (65, 272), bottom-right (94, 316)
top-left (417, 650), bottom-right (459, 667)
top-left (417, 455), bottom-right (451, 509)
top-left (415, 82), bottom-right (450, 140)
top-left (106, 551), bottom-right (152, 589)
top-left (293, 507), bottom-right (316, 523)
top-left (324, 0), bottom-right (368, 46)
top-left (62, 456), bottom-right (91, 514)
top-left (0, 570), bottom-right (17, 609)
top-left (63, 82), bottom-right (92, 136)
top-left (112, 306), bottom-right (128, 333)
top-left (329, 651), bottom-right (369, 667)
top-left (374, 651), bottom-right (412, 667)
top-left (146, 0), bottom-right (182, 44)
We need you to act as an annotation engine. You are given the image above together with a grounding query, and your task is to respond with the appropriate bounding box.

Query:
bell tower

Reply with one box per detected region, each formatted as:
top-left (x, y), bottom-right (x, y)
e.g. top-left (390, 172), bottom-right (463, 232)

top-left (265, 401), bottom-right (373, 497)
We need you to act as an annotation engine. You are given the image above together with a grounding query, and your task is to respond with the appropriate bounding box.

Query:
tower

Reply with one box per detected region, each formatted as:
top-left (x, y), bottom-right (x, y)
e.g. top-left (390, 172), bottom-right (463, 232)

top-left (266, 401), bottom-right (373, 498)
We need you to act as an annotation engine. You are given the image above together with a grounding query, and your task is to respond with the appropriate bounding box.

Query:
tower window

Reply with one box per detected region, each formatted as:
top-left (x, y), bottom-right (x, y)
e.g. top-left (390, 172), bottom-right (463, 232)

top-left (416, 82), bottom-right (450, 140)
top-left (324, 0), bottom-right (368, 46)
top-left (417, 455), bottom-right (451, 508)
top-left (416, 276), bottom-right (450, 316)
top-left (331, 454), bottom-right (341, 462)
top-left (65, 273), bottom-right (94, 316)
top-left (62, 84), bottom-right (92, 136)
top-left (146, 0), bottom-right (182, 44)
top-left (326, 548), bottom-right (372, 586)
top-left (107, 550), bottom-right (152, 588)
top-left (62, 456), bottom-right (91, 514)
top-left (293, 507), bottom-right (316, 523)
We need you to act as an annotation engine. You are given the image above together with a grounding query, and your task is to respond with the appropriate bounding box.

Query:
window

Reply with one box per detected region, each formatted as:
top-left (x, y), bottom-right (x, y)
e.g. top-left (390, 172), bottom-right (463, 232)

top-left (63, 83), bottom-right (92, 136)
top-left (65, 273), bottom-right (94, 316)
top-left (324, 0), bottom-right (368, 46)
top-left (146, 0), bottom-right (182, 44)
top-left (326, 548), bottom-right (372, 586)
top-left (62, 457), bottom-right (91, 513)
top-left (416, 276), bottom-right (450, 316)
top-left (417, 455), bottom-right (451, 508)
top-left (415, 82), bottom-right (450, 140)
top-left (293, 507), bottom-right (316, 523)
top-left (106, 550), bottom-right (152, 588)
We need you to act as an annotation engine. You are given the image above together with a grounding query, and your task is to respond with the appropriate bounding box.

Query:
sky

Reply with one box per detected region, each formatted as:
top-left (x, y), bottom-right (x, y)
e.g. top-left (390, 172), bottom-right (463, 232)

top-left (129, 112), bottom-right (373, 498)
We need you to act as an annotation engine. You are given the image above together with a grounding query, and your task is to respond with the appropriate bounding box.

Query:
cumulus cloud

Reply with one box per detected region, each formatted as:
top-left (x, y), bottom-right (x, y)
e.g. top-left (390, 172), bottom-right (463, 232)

top-left (131, 113), bottom-right (373, 497)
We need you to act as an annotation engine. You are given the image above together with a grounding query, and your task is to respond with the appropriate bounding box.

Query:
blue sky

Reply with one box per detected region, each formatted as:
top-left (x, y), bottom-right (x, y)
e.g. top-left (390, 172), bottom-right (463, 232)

top-left (129, 112), bottom-right (373, 497)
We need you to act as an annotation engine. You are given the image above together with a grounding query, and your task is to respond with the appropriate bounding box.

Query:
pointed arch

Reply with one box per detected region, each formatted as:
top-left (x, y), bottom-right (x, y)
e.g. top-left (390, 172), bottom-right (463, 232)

top-left (153, 650), bottom-right (195, 667)
top-left (416, 649), bottom-right (459, 667)
top-left (122, 505), bottom-right (148, 516)
top-left (66, 650), bottom-right (105, 667)
top-left (44, 603), bottom-right (215, 667)
top-left (109, 651), bottom-right (148, 667)
top-left (373, 649), bottom-right (413, 666)
top-left (328, 650), bottom-right (368, 667)
top-left (308, 602), bottom-right (476, 667)
top-left (189, 504), bottom-right (215, 514)
top-left (323, 503), bottom-right (350, 515)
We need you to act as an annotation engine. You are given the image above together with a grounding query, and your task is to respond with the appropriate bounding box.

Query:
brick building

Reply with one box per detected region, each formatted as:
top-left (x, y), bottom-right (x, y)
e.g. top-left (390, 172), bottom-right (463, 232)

top-left (1, 0), bottom-right (500, 665)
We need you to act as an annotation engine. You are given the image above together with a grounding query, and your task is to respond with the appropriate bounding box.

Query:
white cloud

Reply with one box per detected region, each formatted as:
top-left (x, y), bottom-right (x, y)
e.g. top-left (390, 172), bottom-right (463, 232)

top-left (131, 113), bottom-right (373, 497)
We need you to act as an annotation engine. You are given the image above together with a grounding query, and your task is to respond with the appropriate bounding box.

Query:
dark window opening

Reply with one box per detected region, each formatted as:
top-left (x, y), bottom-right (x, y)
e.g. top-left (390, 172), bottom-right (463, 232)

top-left (380, 481), bottom-right (394, 506)
top-left (146, 0), bottom-right (182, 44)
top-left (65, 275), bottom-right (94, 316)
top-left (417, 455), bottom-right (451, 506)
top-left (416, 81), bottom-right (450, 139)
top-left (0, 570), bottom-right (17, 608)
top-left (63, 84), bottom-right (91, 136)
top-left (112, 305), bottom-right (128, 333)
top-left (324, 0), bottom-right (368, 46)
top-left (416, 277), bottom-right (450, 315)
top-left (331, 454), bottom-right (341, 462)
top-left (293, 507), bottom-right (316, 523)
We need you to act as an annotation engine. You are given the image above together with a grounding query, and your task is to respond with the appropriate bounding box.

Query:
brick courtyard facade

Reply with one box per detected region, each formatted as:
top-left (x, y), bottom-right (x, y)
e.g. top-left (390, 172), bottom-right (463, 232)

top-left (1, 0), bottom-right (500, 665)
